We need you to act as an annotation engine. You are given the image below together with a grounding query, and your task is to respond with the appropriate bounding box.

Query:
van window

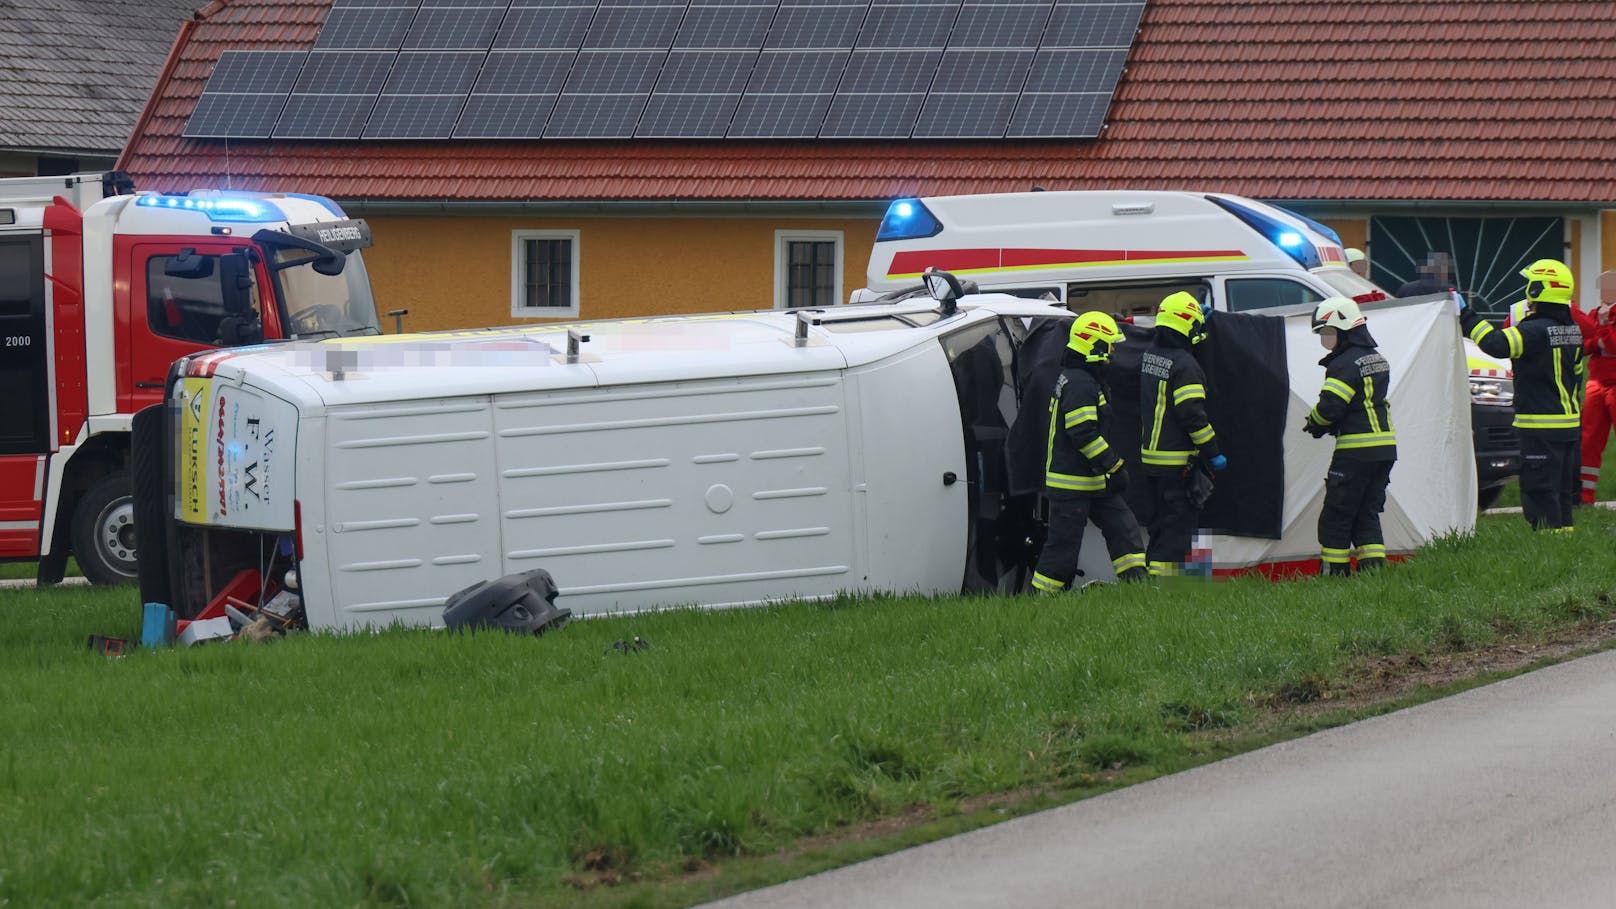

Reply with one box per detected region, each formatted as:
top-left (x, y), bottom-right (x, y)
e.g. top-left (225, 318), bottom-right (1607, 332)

top-left (1066, 280), bottom-right (1209, 319)
top-left (1225, 278), bottom-right (1323, 313)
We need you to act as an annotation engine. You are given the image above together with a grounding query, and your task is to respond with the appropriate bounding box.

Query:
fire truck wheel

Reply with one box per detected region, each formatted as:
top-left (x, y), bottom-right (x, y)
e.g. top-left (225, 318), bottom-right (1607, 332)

top-left (72, 473), bottom-right (139, 586)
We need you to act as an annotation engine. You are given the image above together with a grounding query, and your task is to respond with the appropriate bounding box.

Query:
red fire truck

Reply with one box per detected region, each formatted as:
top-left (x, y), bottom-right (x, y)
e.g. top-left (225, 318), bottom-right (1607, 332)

top-left (0, 172), bottom-right (379, 585)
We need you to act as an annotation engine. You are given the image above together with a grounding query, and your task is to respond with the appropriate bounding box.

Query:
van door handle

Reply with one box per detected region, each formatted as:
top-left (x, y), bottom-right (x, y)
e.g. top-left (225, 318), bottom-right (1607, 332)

top-left (942, 471), bottom-right (958, 486)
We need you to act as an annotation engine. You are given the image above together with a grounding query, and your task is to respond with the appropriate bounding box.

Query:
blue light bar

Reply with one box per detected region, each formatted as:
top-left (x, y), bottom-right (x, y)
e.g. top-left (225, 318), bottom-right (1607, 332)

top-left (1207, 196), bottom-right (1321, 269)
top-left (1273, 204), bottom-right (1343, 247)
top-left (135, 194), bottom-right (286, 223)
top-left (876, 198), bottom-right (943, 242)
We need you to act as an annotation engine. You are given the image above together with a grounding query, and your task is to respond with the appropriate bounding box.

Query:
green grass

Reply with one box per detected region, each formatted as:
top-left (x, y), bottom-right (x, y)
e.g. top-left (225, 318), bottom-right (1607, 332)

top-left (3, 511), bottom-right (1616, 908)
top-left (1489, 430), bottom-right (1616, 510)
top-left (0, 558), bottom-right (81, 581)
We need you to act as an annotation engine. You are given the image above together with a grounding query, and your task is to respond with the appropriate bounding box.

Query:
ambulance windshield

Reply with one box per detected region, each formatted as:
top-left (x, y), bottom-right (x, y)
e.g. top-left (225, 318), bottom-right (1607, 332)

top-left (272, 248), bottom-right (382, 339)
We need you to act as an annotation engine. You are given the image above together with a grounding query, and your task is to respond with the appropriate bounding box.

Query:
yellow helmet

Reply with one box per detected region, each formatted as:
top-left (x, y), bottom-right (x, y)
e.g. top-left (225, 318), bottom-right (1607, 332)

top-left (1521, 258), bottom-right (1574, 305)
top-left (1067, 311), bottom-right (1124, 363)
top-left (1157, 291), bottom-right (1207, 343)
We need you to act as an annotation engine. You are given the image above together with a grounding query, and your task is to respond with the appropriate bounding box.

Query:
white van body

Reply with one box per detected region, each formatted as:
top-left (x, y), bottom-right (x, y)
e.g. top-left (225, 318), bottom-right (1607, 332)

top-left (160, 297), bottom-right (1062, 629)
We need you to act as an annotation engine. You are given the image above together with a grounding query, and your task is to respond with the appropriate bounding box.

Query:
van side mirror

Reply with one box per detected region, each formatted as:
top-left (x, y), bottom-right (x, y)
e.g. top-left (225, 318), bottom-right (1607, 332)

top-left (923, 267), bottom-right (965, 316)
top-left (164, 249), bottom-right (213, 279)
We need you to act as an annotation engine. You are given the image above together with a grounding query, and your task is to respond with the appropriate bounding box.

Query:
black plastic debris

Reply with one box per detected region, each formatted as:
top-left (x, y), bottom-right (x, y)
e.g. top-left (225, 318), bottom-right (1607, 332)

top-left (442, 568), bottom-right (570, 635)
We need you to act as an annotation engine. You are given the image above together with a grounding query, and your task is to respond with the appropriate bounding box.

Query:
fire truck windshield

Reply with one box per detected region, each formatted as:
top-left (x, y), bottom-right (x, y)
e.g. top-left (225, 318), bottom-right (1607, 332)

top-left (272, 247), bottom-right (382, 339)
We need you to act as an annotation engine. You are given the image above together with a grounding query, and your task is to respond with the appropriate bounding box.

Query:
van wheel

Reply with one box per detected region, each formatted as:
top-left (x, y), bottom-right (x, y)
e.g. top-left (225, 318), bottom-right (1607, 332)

top-left (72, 473), bottom-right (138, 586)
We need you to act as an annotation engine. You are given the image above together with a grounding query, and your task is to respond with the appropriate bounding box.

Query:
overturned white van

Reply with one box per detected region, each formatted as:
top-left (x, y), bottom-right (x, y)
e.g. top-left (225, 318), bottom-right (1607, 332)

top-left (135, 285), bottom-right (1474, 631)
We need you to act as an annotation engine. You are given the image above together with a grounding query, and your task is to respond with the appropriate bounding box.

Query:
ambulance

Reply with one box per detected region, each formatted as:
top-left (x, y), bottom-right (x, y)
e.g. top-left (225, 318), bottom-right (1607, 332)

top-left (858, 191), bottom-right (1518, 504)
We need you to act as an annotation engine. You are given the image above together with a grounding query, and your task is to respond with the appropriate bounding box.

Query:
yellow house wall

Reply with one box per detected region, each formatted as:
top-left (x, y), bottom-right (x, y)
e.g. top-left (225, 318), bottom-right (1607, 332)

top-left (361, 214), bottom-right (880, 332)
top-left (1319, 217), bottom-right (1368, 256)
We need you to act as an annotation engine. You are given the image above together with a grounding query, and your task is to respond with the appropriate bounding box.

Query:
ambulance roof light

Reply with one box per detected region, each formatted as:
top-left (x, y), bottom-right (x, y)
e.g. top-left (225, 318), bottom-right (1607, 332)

top-left (876, 197), bottom-right (943, 241)
top-left (1207, 196), bottom-right (1322, 269)
top-left (135, 194), bottom-right (286, 223)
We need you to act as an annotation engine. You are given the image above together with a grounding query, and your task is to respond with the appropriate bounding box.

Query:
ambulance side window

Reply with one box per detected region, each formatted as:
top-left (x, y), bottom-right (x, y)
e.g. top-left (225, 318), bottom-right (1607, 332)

top-left (1225, 278), bottom-right (1323, 313)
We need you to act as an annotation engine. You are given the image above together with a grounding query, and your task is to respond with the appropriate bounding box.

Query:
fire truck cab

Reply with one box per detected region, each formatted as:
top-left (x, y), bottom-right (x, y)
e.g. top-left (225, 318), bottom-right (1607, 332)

top-left (0, 172), bottom-right (379, 585)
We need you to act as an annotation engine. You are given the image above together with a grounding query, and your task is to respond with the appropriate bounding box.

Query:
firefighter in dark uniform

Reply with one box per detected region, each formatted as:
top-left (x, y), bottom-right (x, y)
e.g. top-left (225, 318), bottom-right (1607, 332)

top-left (1462, 259), bottom-right (1585, 531)
top-left (1031, 311), bottom-right (1149, 593)
top-left (1139, 291), bottom-right (1227, 576)
top-left (1303, 297), bottom-right (1397, 575)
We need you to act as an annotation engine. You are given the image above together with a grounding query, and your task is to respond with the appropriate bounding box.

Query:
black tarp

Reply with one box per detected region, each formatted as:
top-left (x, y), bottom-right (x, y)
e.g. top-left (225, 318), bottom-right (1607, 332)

top-left (1007, 311), bottom-right (1289, 539)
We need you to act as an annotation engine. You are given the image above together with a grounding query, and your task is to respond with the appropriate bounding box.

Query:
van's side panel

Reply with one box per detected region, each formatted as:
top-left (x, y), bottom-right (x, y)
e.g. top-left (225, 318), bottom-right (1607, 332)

top-left (322, 397), bottom-right (503, 628)
top-left (492, 372), bottom-right (857, 616)
top-left (849, 344), bottom-right (968, 594)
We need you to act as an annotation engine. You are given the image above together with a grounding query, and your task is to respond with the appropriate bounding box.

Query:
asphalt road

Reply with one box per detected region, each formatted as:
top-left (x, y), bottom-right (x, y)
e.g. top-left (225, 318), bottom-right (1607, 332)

top-left (706, 648), bottom-right (1616, 909)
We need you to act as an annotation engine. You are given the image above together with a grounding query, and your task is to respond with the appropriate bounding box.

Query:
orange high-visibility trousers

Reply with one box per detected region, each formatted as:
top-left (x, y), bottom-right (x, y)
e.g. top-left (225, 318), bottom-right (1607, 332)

top-left (1582, 377), bottom-right (1616, 504)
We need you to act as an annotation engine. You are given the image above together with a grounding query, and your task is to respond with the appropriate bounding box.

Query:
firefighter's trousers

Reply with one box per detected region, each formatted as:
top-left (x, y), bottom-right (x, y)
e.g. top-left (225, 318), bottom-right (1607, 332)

top-left (1032, 488), bottom-right (1146, 592)
top-left (1142, 467), bottom-right (1198, 574)
top-left (1318, 457), bottom-right (1393, 575)
top-left (1521, 432), bottom-right (1579, 530)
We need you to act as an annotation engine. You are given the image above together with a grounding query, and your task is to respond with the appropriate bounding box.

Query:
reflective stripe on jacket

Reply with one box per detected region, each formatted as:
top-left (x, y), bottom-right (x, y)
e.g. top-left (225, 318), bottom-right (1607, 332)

top-left (1464, 306), bottom-right (1585, 440)
top-left (1138, 343), bottom-right (1219, 468)
top-left (1045, 362), bottom-right (1123, 491)
top-left (1309, 338), bottom-right (1397, 462)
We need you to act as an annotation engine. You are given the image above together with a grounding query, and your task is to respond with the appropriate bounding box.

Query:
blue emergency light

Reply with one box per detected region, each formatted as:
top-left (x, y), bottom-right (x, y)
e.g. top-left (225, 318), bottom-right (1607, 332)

top-left (876, 198), bottom-right (943, 241)
top-left (136, 194), bottom-right (286, 223)
top-left (1209, 196), bottom-right (1322, 269)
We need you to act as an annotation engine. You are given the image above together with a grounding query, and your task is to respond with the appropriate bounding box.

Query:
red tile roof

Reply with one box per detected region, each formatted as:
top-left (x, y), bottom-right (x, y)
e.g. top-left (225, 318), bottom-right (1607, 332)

top-left (118, 0), bottom-right (1616, 204)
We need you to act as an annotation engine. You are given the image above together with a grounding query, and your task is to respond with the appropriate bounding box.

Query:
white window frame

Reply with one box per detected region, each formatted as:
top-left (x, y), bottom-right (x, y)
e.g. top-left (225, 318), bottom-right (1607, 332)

top-left (774, 229), bottom-right (844, 309)
top-left (510, 229), bottom-right (581, 318)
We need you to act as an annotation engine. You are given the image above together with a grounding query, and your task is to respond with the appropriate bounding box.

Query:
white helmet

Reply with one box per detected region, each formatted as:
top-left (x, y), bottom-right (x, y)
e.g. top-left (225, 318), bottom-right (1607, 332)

top-left (1311, 296), bottom-right (1365, 333)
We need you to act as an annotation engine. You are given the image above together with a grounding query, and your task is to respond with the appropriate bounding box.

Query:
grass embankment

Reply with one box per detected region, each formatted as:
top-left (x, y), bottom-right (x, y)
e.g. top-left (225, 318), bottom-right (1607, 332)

top-left (2, 511), bottom-right (1615, 909)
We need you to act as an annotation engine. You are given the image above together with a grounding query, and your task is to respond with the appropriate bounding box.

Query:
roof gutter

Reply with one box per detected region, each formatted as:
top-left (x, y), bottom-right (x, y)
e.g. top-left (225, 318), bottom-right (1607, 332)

top-left (338, 198), bottom-right (890, 217)
top-left (1273, 198), bottom-right (1616, 215)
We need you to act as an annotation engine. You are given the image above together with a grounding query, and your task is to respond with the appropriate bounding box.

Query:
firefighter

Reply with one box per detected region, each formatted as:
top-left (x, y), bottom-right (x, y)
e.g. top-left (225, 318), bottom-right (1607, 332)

top-left (1138, 291), bottom-right (1226, 576)
top-left (1303, 297), bottom-right (1397, 575)
top-left (1345, 247), bottom-right (1368, 279)
top-left (1462, 259), bottom-right (1585, 530)
top-left (1031, 312), bottom-right (1148, 593)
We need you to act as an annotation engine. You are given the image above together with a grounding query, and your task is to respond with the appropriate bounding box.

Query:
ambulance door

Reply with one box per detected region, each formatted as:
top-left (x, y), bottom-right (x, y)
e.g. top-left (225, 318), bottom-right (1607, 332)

top-left (939, 316), bottom-right (1035, 592)
top-left (0, 235), bottom-right (49, 558)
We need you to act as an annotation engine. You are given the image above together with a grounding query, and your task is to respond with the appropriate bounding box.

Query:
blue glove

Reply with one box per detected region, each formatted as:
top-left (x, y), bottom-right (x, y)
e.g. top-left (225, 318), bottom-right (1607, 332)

top-left (1209, 454), bottom-right (1228, 472)
top-left (1200, 302), bottom-right (1214, 319)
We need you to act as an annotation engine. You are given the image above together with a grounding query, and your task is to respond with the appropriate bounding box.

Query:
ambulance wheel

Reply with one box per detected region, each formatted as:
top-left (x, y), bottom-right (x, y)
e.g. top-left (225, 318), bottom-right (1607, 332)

top-left (72, 473), bottom-right (138, 586)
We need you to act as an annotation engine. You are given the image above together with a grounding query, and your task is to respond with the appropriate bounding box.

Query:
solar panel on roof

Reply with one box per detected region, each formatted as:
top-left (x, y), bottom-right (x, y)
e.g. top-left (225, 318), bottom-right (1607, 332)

top-left (764, 5), bottom-right (868, 48)
top-left (187, 0), bottom-right (1146, 141)
top-left (294, 51), bottom-right (396, 94)
top-left (856, 3), bottom-right (958, 48)
top-left (183, 92), bottom-right (291, 139)
top-left (453, 92), bottom-right (556, 137)
top-left (584, 5), bottom-right (684, 48)
top-left (495, 6), bottom-right (595, 48)
top-left (273, 93), bottom-right (378, 139)
top-left (363, 93), bottom-right (468, 137)
top-left (1042, 2), bottom-right (1145, 47)
top-left (912, 91), bottom-right (1018, 137)
top-left (637, 92), bottom-right (741, 137)
top-left (315, 8), bottom-right (417, 50)
top-left (819, 91), bottom-right (925, 137)
top-left (727, 92), bottom-right (832, 137)
top-left (404, 6), bottom-right (506, 50)
top-left (544, 92), bottom-right (649, 137)
top-left (475, 50), bottom-right (576, 92)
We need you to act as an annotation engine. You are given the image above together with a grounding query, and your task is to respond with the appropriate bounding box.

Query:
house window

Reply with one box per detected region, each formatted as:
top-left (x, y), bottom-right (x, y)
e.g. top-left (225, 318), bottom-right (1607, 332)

top-left (775, 230), bottom-right (843, 309)
top-left (511, 230), bottom-right (580, 318)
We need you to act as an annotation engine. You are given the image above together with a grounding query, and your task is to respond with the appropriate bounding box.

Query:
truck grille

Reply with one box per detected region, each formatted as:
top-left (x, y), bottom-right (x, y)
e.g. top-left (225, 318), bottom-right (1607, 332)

top-left (1483, 425), bottom-right (1517, 448)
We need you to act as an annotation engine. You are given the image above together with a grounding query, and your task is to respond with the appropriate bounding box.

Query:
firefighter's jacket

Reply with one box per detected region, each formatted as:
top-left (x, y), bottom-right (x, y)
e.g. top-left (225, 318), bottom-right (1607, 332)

top-left (1045, 354), bottom-right (1124, 492)
top-left (1138, 332), bottom-right (1220, 468)
top-left (1306, 330), bottom-right (1397, 461)
top-left (1462, 304), bottom-right (1585, 441)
